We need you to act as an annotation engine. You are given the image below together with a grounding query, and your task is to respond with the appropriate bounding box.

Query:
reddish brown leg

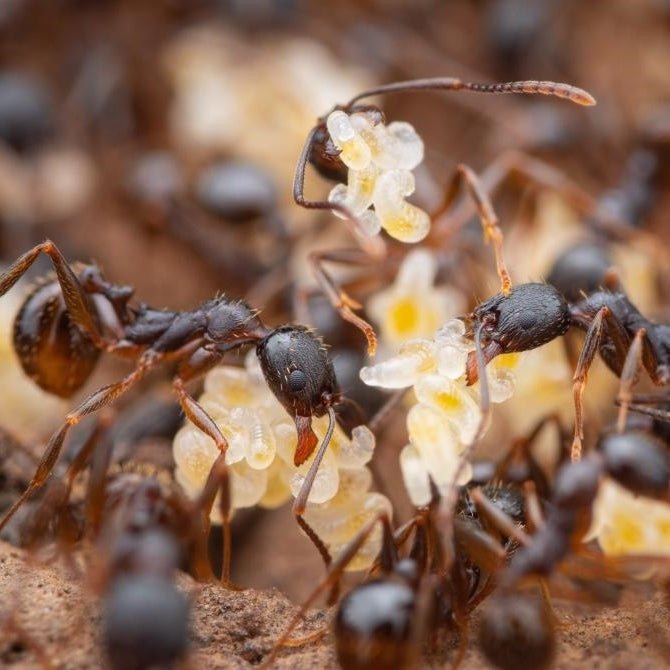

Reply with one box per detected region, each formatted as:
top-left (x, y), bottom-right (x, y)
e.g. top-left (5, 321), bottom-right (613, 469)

top-left (292, 406), bottom-right (338, 570)
top-left (616, 328), bottom-right (646, 433)
top-left (260, 511), bottom-right (394, 669)
top-left (433, 150), bottom-right (669, 267)
top-left (309, 248), bottom-right (380, 355)
top-left (494, 413), bottom-right (564, 498)
top-left (0, 240), bottom-right (106, 347)
top-left (433, 164), bottom-right (512, 295)
top-left (570, 307), bottom-right (610, 462)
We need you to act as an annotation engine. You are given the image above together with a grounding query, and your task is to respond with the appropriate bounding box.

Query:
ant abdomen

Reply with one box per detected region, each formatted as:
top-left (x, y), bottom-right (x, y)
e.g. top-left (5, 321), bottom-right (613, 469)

top-left (13, 279), bottom-right (101, 397)
top-left (546, 242), bottom-right (613, 303)
top-left (479, 594), bottom-right (555, 670)
top-left (600, 431), bottom-right (670, 497)
top-left (335, 579), bottom-right (415, 670)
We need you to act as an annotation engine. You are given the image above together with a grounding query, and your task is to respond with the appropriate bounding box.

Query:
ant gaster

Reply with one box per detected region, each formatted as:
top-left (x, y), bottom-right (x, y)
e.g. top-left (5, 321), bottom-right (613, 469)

top-left (464, 281), bottom-right (670, 459)
top-left (0, 240), bottom-right (343, 570)
top-left (293, 76), bottom-right (595, 355)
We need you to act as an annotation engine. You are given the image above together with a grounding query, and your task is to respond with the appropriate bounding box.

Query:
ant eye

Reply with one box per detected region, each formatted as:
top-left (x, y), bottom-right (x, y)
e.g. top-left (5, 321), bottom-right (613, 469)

top-left (288, 369), bottom-right (307, 392)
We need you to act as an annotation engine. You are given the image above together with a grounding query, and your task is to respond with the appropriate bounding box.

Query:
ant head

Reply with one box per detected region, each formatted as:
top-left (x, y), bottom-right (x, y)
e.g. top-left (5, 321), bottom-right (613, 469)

top-left (599, 430), bottom-right (670, 497)
top-left (257, 325), bottom-right (340, 419)
top-left (257, 326), bottom-right (340, 465)
top-left (335, 578), bottom-right (415, 670)
top-left (102, 575), bottom-right (189, 670)
top-left (546, 242), bottom-right (613, 303)
top-left (205, 299), bottom-right (268, 346)
top-left (308, 105), bottom-right (385, 183)
top-left (472, 283), bottom-right (571, 354)
top-left (466, 283), bottom-right (570, 383)
top-left (478, 594), bottom-right (556, 670)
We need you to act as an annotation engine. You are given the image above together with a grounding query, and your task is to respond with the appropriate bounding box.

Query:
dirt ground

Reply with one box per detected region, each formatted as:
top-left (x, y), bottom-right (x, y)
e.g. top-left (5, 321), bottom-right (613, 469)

top-left (1, 540), bottom-right (670, 670)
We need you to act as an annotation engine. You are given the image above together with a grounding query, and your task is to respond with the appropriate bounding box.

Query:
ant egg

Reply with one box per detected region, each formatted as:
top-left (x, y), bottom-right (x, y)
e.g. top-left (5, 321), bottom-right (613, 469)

top-left (289, 446), bottom-right (340, 504)
top-left (435, 318), bottom-right (473, 379)
top-left (413, 374), bottom-right (481, 444)
top-left (373, 170), bottom-right (430, 243)
top-left (587, 479), bottom-right (670, 557)
top-left (367, 249), bottom-right (459, 349)
top-left (328, 164), bottom-right (380, 218)
top-left (326, 110), bottom-right (372, 170)
top-left (241, 409), bottom-right (276, 470)
top-left (407, 404), bottom-right (463, 473)
top-left (360, 339), bottom-right (436, 388)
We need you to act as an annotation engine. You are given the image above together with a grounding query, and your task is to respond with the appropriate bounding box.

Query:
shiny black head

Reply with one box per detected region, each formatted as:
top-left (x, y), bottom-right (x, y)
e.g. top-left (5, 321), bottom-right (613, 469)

top-left (479, 595), bottom-right (555, 670)
top-left (335, 579), bottom-right (415, 670)
top-left (473, 283), bottom-right (571, 354)
top-left (102, 575), bottom-right (189, 670)
top-left (600, 431), bottom-right (670, 497)
top-left (257, 326), bottom-right (340, 418)
top-left (546, 242), bottom-right (612, 302)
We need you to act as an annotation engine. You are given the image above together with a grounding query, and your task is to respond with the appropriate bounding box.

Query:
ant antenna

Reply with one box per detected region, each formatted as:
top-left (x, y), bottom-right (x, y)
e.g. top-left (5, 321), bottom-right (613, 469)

top-left (292, 406), bottom-right (338, 567)
top-left (345, 77), bottom-right (596, 107)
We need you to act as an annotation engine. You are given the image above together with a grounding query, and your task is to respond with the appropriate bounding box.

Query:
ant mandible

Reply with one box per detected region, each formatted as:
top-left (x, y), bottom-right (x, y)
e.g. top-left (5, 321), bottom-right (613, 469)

top-left (294, 76), bottom-right (595, 354)
top-left (0, 240), bottom-right (343, 570)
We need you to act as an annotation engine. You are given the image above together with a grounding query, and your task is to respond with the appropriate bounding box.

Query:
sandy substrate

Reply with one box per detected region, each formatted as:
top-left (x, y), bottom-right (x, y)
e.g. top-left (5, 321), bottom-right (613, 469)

top-left (1, 541), bottom-right (670, 670)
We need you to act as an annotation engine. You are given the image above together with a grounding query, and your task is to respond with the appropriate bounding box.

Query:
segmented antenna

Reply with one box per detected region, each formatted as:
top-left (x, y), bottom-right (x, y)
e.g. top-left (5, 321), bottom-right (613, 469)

top-left (347, 77), bottom-right (596, 107)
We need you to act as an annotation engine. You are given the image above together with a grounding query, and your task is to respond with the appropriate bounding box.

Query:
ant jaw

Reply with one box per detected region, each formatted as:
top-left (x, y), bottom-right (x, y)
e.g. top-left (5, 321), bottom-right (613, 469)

top-left (465, 342), bottom-right (503, 385)
top-left (294, 415), bottom-right (319, 467)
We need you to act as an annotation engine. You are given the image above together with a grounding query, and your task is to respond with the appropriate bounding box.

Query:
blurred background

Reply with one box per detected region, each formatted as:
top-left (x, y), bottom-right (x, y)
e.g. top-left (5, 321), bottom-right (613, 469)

top-left (2, 0), bottom-right (670, 601)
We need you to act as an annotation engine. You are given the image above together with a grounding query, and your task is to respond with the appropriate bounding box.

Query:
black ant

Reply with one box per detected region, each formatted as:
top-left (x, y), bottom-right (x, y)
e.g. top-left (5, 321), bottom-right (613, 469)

top-left (463, 278), bottom-right (670, 460)
top-left (475, 421), bottom-right (670, 670)
top-left (293, 76), bottom-right (595, 354)
top-left (263, 478), bottom-right (529, 669)
top-left (0, 240), bottom-right (344, 572)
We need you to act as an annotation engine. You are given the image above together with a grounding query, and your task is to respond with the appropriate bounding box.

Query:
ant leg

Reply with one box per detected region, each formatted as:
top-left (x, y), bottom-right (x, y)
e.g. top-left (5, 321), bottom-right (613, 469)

top-left (616, 328), bottom-right (647, 433)
top-left (433, 164), bottom-right (511, 295)
top-left (494, 413), bottom-right (565, 498)
top-left (189, 451), bottom-right (235, 585)
top-left (0, 353), bottom-right (161, 532)
top-left (0, 240), bottom-right (105, 347)
top-left (292, 406), bottom-right (339, 570)
top-left (309, 248), bottom-right (380, 355)
top-left (260, 511), bottom-right (394, 668)
top-left (570, 306), bottom-right (613, 462)
top-left (453, 518), bottom-right (507, 574)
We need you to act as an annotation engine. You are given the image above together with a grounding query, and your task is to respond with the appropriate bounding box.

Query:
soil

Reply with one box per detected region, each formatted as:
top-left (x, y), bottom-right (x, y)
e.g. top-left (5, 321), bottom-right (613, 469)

top-left (1, 540), bottom-right (670, 670)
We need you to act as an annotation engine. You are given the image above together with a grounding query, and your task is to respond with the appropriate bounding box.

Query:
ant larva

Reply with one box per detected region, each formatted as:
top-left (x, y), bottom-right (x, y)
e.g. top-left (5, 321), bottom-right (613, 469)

top-left (0, 240), bottom-right (348, 571)
top-left (293, 75), bottom-right (595, 354)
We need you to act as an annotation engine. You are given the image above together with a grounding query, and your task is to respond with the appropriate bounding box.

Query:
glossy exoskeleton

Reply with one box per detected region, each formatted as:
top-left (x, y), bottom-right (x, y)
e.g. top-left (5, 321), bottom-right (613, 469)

top-left (267, 485), bottom-right (527, 670)
top-left (466, 281), bottom-right (670, 458)
top-left (293, 76), bottom-right (594, 356)
top-left (477, 427), bottom-right (670, 670)
top-left (0, 240), bottom-right (343, 569)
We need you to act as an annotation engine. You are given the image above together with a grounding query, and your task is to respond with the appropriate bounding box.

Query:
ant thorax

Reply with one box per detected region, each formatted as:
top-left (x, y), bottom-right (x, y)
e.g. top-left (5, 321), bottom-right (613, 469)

top-left (326, 109), bottom-right (429, 243)
top-left (360, 319), bottom-right (518, 506)
top-left (585, 478), bottom-right (670, 558)
top-left (173, 351), bottom-right (391, 571)
top-left (366, 249), bottom-right (465, 352)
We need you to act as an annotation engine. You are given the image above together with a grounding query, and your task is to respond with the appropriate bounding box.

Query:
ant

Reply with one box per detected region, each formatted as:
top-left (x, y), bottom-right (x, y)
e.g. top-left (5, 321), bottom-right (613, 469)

top-left (263, 479), bottom-right (529, 669)
top-left (463, 276), bottom-right (670, 460)
top-left (475, 419), bottom-right (670, 670)
top-left (0, 240), bottom-right (345, 572)
top-left (293, 75), bottom-right (595, 354)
